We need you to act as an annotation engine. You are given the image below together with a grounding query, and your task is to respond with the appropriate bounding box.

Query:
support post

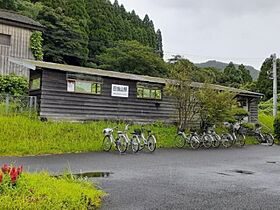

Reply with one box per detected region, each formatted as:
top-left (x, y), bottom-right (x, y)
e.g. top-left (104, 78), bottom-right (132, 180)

top-left (273, 53), bottom-right (277, 117)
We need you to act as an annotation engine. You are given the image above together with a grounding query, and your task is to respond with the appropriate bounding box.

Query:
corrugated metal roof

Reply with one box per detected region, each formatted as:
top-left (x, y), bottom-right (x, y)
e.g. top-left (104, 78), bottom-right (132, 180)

top-left (23, 59), bottom-right (263, 97)
top-left (0, 10), bottom-right (43, 29)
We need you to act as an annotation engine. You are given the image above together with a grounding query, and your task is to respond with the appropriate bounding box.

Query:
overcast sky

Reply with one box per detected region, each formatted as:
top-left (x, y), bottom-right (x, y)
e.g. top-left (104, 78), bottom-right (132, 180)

top-left (113, 0), bottom-right (280, 69)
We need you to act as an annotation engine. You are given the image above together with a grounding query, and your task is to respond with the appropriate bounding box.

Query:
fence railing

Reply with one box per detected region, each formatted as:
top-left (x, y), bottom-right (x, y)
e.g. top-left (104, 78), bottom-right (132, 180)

top-left (0, 94), bottom-right (37, 115)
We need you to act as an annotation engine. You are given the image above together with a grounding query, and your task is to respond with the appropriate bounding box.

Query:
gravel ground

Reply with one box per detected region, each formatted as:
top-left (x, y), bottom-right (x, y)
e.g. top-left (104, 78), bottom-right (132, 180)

top-left (1, 145), bottom-right (280, 210)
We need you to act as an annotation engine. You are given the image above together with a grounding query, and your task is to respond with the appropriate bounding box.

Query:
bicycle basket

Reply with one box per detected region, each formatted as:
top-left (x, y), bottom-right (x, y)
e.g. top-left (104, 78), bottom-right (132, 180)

top-left (134, 129), bottom-right (142, 135)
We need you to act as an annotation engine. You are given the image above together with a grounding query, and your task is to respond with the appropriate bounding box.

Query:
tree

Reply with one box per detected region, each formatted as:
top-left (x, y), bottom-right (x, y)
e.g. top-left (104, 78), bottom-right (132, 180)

top-left (37, 6), bottom-right (89, 65)
top-left (196, 83), bottom-right (238, 125)
top-left (165, 59), bottom-right (200, 129)
top-left (0, 0), bottom-right (16, 10)
top-left (256, 56), bottom-right (280, 100)
top-left (238, 64), bottom-right (252, 83)
top-left (156, 29), bottom-right (163, 58)
top-left (96, 40), bottom-right (168, 77)
top-left (223, 62), bottom-right (243, 87)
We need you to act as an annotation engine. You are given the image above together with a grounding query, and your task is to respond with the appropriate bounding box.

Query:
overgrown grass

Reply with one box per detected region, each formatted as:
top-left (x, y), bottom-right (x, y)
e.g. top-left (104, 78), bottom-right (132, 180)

top-left (0, 172), bottom-right (104, 209)
top-left (0, 115), bottom-right (178, 156)
top-left (0, 113), bottom-right (275, 157)
top-left (259, 111), bottom-right (274, 132)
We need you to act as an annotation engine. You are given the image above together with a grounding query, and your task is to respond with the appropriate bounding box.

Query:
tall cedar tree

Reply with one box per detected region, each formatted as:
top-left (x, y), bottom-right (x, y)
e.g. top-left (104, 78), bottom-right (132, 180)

top-left (156, 29), bottom-right (163, 58)
top-left (223, 62), bottom-right (243, 87)
top-left (238, 64), bottom-right (252, 83)
top-left (2, 0), bottom-right (163, 76)
top-left (256, 56), bottom-right (280, 100)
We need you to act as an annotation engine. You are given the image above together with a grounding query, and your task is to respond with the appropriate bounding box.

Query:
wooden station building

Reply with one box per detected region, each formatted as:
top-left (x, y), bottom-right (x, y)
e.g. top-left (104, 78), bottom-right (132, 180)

top-left (20, 60), bottom-right (263, 125)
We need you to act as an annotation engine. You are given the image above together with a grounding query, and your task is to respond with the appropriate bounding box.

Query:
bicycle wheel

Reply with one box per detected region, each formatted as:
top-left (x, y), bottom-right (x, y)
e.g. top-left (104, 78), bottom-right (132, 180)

top-left (202, 134), bottom-right (212, 149)
top-left (211, 134), bottom-right (221, 148)
top-left (116, 135), bottom-right (128, 153)
top-left (264, 133), bottom-right (274, 146)
top-left (138, 136), bottom-right (145, 151)
top-left (102, 136), bottom-right (112, 152)
top-left (147, 135), bottom-right (157, 152)
top-left (236, 133), bottom-right (245, 147)
top-left (221, 133), bottom-right (233, 148)
top-left (175, 134), bottom-right (186, 148)
top-left (190, 136), bottom-right (200, 149)
top-left (131, 136), bottom-right (140, 153)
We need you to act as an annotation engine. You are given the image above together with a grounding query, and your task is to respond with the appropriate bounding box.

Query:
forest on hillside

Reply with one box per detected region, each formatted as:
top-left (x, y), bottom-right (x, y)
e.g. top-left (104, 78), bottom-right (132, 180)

top-left (1, 0), bottom-right (165, 76)
top-left (0, 0), bottom-right (276, 101)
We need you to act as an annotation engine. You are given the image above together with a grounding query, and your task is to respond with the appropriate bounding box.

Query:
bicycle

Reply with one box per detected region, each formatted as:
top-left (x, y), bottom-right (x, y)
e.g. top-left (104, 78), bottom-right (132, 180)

top-left (206, 125), bottom-right (221, 148)
top-left (199, 121), bottom-right (215, 149)
top-left (135, 125), bottom-right (157, 152)
top-left (175, 128), bottom-right (200, 149)
top-left (102, 126), bottom-right (128, 153)
top-left (253, 124), bottom-right (274, 146)
top-left (221, 122), bottom-right (246, 147)
top-left (124, 124), bottom-right (141, 153)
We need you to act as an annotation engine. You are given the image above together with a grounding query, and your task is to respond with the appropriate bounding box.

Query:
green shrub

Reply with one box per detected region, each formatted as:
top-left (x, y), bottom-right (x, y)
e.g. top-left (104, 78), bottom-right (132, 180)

top-left (241, 123), bottom-right (255, 130)
top-left (274, 115), bottom-right (280, 140)
top-left (259, 112), bottom-right (274, 133)
top-left (0, 75), bottom-right (28, 96)
top-left (0, 172), bottom-right (104, 209)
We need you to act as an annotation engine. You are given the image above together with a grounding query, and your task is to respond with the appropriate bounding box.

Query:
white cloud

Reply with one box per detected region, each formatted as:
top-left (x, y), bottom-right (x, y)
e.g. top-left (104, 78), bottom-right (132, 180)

top-left (112, 0), bottom-right (280, 69)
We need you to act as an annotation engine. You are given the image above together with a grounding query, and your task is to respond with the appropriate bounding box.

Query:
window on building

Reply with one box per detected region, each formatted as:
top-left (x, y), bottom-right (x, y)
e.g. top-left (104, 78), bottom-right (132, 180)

top-left (137, 84), bottom-right (162, 100)
top-left (30, 77), bottom-right (41, 90)
top-left (0, 34), bottom-right (11, 46)
top-left (66, 73), bottom-right (102, 95)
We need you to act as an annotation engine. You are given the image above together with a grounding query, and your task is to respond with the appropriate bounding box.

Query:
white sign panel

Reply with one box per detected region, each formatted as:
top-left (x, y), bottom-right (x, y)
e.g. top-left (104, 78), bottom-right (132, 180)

top-left (111, 84), bottom-right (129, 98)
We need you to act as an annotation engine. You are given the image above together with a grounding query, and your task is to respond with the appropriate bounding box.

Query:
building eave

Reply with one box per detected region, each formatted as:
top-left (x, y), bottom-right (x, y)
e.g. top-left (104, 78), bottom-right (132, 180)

top-left (22, 59), bottom-right (264, 98)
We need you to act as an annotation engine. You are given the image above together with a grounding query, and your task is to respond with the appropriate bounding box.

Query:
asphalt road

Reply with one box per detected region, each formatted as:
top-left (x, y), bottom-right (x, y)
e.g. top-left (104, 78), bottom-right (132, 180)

top-left (1, 146), bottom-right (280, 210)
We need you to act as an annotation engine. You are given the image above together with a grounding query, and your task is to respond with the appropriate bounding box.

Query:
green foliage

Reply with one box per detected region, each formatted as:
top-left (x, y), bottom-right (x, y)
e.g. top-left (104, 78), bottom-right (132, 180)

top-left (30, 31), bottom-right (44, 61)
top-left (0, 75), bottom-right (28, 96)
top-left (0, 0), bottom-right (16, 10)
top-left (5, 0), bottom-right (163, 76)
top-left (96, 40), bottom-right (168, 77)
top-left (259, 94), bottom-right (280, 115)
top-left (197, 83), bottom-right (238, 124)
top-left (239, 64), bottom-right (253, 83)
top-left (165, 59), bottom-right (200, 128)
top-left (239, 81), bottom-right (257, 92)
top-left (37, 5), bottom-right (89, 66)
top-left (0, 172), bottom-right (104, 209)
top-left (274, 115), bottom-right (280, 140)
top-left (256, 56), bottom-right (280, 100)
top-left (259, 112), bottom-right (274, 132)
top-left (223, 62), bottom-right (243, 87)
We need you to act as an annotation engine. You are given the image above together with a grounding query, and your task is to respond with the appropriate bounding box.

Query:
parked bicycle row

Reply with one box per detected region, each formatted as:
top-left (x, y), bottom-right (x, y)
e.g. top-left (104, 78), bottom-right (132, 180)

top-left (102, 121), bottom-right (274, 153)
top-left (102, 124), bottom-right (157, 153)
top-left (175, 121), bottom-right (274, 149)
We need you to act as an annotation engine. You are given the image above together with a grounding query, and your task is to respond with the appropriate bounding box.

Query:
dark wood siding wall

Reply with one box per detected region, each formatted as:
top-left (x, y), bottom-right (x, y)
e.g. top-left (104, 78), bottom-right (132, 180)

top-left (39, 69), bottom-right (177, 123)
top-left (34, 68), bottom-right (260, 124)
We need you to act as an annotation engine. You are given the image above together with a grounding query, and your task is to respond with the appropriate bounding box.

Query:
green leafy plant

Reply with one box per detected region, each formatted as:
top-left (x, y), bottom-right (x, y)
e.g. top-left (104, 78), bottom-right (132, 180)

top-left (0, 75), bottom-right (28, 96)
top-left (0, 170), bottom-right (104, 209)
top-left (274, 115), bottom-right (280, 140)
top-left (30, 31), bottom-right (44, 61)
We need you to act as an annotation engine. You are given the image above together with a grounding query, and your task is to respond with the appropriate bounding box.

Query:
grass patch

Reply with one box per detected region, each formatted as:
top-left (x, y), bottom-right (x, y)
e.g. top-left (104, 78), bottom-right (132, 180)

top-left (0, 114), bottom-right (274, 157)
top-left (0, 172), bottom-right (104, 209)
top-left (259, 111), bottom-right (274, 132)
top-left (0, 115), bottom-right (177, 156)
